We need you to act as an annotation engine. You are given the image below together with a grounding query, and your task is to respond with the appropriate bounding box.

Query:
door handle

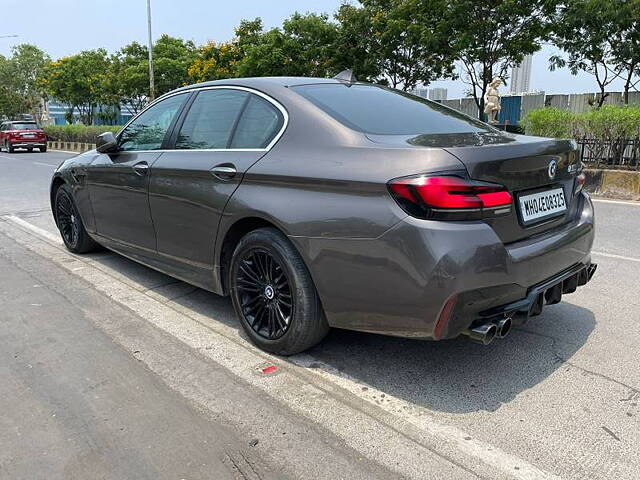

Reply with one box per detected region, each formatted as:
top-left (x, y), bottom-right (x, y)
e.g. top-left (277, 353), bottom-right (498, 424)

top-left (211, 165), bottom-right (237, 180)
top-left (133, 161), bottom-right (149, 175)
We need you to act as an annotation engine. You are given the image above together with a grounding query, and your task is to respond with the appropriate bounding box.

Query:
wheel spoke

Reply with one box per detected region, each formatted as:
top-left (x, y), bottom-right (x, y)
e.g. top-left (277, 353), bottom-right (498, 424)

top-left (240, 262), bottom-right (261, 283)
top-left (235, 247), bottom-right (294, 340)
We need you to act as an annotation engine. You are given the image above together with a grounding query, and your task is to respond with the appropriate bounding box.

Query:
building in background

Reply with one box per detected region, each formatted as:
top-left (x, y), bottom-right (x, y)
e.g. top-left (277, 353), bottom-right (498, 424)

top-left (428, 88), bottom-right (448, 101)
top-left (510, 55), bottom-right (533, 94)
top-left (46, 101), bottom-right (135, 126)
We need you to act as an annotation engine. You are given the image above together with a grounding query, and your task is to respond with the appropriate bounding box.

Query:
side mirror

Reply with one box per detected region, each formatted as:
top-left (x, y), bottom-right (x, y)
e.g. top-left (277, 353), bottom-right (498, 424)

top-left (96, 131), bottom-right (118, 153)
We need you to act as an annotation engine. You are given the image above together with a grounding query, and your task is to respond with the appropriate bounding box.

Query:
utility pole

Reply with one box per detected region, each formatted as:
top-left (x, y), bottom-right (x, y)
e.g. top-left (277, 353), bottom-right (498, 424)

top-left (146, 0), bottom-right (155, 101)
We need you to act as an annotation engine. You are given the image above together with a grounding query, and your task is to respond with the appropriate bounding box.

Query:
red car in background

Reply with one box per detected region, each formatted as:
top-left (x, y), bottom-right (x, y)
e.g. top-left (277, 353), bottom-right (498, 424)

top-left (0, 121), bottom-right (47, 153)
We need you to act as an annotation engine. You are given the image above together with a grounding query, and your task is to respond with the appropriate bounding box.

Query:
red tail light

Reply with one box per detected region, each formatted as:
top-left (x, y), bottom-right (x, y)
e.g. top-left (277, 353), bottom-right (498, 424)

top-left (388, 175), bottom-right (512, 220)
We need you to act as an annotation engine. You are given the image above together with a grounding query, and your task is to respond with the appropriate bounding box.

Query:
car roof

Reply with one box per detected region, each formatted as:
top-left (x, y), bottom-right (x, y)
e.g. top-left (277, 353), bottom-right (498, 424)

top-left (167, 76), bottom-right (369, 97)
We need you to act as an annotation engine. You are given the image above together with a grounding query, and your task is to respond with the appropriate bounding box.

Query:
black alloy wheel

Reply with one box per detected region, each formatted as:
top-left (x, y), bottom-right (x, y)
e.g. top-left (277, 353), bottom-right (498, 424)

top-left (235, 248), bottom-right (293, 340)
top-left (55, 188), bottom-right (80, 247)
top-left (54, 184), bottom-right (99, 253)
top-left (229, 227), bottom-right (329, 355)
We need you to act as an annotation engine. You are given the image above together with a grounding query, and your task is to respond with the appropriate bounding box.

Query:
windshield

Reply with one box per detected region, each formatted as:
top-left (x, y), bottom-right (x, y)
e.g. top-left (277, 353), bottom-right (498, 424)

top-left (292, 84), bottom-right (493, 136)
top-left (10, 123), bottom-right (39, 130)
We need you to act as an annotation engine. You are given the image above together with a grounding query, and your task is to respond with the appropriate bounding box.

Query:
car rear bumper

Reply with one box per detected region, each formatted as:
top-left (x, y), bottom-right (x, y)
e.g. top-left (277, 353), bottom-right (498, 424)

top-left (293, 192), bottom-right (595, 340)
top-left (9, 142), bottom-right (46, 147)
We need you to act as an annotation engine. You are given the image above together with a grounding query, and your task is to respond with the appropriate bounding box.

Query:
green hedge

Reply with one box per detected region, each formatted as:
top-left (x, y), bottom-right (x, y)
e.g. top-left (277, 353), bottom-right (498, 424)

top-left (43, 125), bottom-right (122, 144)
top-left (521, 106), bottom-right (640, 140)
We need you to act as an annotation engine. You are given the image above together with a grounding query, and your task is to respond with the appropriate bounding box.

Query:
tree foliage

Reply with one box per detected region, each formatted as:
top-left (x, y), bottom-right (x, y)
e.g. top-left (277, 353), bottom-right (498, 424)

top-left (451, 0), bottom-right (556, 118)
top-left (0, 44), bottom-right (50, 120)
top-left (41, 49), bottom-right (112, 125)
top-left (551, 0), bottom-right (640, 106)
top-left (347, 0), bottom-right (458, 91)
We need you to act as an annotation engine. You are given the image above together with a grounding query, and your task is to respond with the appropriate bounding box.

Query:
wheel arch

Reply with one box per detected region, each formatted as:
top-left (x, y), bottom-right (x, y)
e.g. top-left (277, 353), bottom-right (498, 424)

top-left (50, 175), bottom-right (66, 224)
top-left (217, 216), bottom-right (283, 295)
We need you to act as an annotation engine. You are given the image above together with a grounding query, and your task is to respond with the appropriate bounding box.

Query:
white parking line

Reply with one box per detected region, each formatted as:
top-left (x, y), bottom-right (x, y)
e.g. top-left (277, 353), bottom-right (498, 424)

top-left (592, 250), bottom-right (640, 263)
top-left (1, 214), bottom-right (561, 480)
top-left (5, 215), bottom-right (62, 244)
top-left (592, 198), bottom-right (640, 207)
top-left (33, 162), bottom-right (57, 168)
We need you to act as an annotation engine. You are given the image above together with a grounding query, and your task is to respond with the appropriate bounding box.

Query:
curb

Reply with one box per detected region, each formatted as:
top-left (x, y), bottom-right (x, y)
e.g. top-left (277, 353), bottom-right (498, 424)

top-left (584, 168), bottom-right (640, 201)
top-left (47, 141), bottom-right (96, 153)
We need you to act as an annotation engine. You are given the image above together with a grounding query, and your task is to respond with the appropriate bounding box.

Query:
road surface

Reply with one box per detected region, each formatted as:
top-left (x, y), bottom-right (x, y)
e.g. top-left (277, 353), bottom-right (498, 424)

top-left (1, 150), bottom-right (638, 480)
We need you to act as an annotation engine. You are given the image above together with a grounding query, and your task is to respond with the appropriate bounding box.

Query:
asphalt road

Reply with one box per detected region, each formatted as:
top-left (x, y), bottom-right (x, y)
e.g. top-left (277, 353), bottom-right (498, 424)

top-left (1, 150), bottom-right (638, 480)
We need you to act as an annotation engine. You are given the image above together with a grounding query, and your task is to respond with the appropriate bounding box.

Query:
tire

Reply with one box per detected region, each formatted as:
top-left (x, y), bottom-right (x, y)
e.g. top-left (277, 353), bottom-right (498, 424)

top-left (53, 184), bottom-right (99, 253)
top-left (229, 227), bottom-right (329, 355)
top-left (8, 143), bottom-right (15, 153)
top-left (27, 148), bottom-right (33, 153)
top-left (40, 146), bottom-right (47, 153)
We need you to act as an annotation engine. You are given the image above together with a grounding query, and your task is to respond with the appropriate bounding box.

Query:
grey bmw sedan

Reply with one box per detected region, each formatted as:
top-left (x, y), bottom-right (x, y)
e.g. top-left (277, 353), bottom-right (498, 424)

top-left (50, 75), bottom-right (596, 355)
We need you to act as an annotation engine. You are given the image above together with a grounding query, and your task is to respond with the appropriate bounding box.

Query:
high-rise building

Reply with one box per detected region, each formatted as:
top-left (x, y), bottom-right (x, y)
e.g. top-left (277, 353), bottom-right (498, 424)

top-left (428, 88), bottom-right (448, 101)
top-left (510, 55), bottom-right (533, 94)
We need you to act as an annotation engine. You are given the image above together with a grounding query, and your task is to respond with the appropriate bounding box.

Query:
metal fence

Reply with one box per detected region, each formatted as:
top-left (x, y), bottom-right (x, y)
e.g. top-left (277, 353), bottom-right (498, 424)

top-left (577, 138), bottom-right (640, 170)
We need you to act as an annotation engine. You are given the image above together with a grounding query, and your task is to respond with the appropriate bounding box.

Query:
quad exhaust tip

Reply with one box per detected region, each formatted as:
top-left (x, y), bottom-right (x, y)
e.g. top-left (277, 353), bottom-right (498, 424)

top-left (494, 317), bottom-right (512, 338)
top-left (464, 316), bottom-right (512, 344)
top-left (464, 323), bottom-right (498, 345)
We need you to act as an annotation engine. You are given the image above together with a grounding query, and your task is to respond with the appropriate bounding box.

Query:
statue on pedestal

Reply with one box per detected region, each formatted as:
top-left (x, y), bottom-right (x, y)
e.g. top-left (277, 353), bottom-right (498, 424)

top-left (484, 77), bottom-right (502, 124)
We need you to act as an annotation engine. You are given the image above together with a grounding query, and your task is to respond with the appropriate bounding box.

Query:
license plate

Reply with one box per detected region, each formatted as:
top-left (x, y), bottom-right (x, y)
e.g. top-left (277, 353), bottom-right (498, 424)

top-left (22, 133), bottom-right (35, 138)
top-left (518, 188), bottom-right (567, 225)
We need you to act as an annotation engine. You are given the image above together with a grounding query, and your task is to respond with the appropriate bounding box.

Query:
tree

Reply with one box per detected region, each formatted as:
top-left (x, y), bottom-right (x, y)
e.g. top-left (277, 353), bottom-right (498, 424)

top-left (42, 49), bottom-right (112, 125)
top-left (235, 13), bottom-right (340, 78)
top-left (549, 0), bottom-right (640, 107)
top-left (112, 42), bottom-right (151, 114)
top-left (450, 0), bottom-right (556, 118)
top-left (0, 55), bottom-right (22, 119)
top-left (0, 44), bottom-right (50, 120)
top-left (340, 0), bottom-right (457, 91)
top-left (188, 40), bottom-right (240, 83)
top-left (152, 34), bottom-right (197, 96)
top-left (607, 0), bottom-right (640, 104)
top-left (333, 4), bottom-right (383, 82)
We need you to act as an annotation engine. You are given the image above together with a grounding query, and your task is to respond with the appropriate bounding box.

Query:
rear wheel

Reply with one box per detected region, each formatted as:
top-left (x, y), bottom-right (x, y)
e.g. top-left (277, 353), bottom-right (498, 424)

top-left (40, 146), bottom-right (47, 153)
top-left (8, 142), bottom-right (15, 153)
top-left (229, 227), bottom-right (329, 355)
top-left (54, 184), bottom-right (99, 253)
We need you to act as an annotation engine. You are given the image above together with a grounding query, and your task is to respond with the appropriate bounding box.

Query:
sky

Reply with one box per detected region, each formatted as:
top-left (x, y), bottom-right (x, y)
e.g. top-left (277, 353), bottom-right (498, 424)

top-left (0, 0), bottom-right (630, 98)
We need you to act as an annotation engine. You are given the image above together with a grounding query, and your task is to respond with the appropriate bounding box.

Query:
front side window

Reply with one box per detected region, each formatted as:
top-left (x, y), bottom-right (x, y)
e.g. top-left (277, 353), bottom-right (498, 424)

top-left (292, 84), bottom-right (493, 136)
top-left (119, 93), bottom-right (187, 151)
top-left (231, 95), bottom-right (283, 149)
top-left (176, 89), bottom-right (249, 150)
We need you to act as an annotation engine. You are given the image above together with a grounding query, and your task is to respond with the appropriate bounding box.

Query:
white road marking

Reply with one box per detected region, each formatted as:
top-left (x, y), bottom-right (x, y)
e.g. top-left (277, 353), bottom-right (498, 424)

top-left (4, 215), bottom-right (62, 245)
top-left (1, 214), bottom-right (561, 480)
top-left (592, 250), bottom-right (640, 263)
top-left (592, 198), bottom-right (640, 207)
top-left (33, 162), bottom-right (56, 167)
top-left (49, 149), bottom-right (79, 154)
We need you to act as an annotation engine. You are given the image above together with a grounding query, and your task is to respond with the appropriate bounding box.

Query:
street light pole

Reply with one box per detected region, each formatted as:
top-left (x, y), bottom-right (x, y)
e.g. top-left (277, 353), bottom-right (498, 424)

top-left (146, 0), bottom-right (155, 101)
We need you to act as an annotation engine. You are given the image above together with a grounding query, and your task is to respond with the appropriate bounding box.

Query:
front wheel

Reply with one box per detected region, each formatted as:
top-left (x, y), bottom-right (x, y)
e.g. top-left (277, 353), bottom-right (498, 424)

top-left (40, 146), bottom-right (47, 153)
top-left (229, 227), bottom-right (329, 355)
top-left (54, 184), bottom-right (99, 253)
top-left (7, 143), bottom-right (15, 153)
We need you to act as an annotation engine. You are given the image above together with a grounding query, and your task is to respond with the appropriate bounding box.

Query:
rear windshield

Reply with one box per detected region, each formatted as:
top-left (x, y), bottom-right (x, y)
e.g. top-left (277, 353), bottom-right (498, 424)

top-left (9, 123), bottom-right (38, 130)
top-left (292, 84), bottom-right (492, 136)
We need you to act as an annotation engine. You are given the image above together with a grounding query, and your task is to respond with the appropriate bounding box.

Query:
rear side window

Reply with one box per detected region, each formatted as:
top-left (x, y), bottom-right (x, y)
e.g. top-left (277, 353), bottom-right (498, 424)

top-left (176, 89), bottom-right (248, 150)
top-left (230, 95), bottom-right (283, 149)
top-left (292, 84), bottom-right (491, 136)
